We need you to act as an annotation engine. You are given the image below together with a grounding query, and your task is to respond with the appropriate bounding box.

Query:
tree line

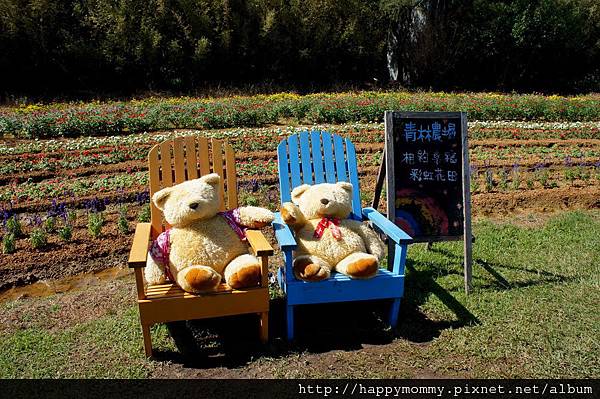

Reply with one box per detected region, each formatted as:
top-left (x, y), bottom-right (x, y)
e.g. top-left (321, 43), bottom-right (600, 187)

top-left (1, 0), bottom-right (599, 98)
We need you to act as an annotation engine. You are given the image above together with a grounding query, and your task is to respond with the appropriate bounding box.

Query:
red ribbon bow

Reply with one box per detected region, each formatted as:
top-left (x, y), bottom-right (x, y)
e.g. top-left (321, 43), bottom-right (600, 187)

top-left (313, 217), bottom-right (342, 240)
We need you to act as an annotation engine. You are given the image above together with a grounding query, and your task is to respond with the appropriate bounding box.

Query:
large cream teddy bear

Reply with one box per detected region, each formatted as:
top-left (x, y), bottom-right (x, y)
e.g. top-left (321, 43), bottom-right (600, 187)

top-left (281, 181), bottom-right (386, 282)
top-left (145, 173), bottom-right (274, 294)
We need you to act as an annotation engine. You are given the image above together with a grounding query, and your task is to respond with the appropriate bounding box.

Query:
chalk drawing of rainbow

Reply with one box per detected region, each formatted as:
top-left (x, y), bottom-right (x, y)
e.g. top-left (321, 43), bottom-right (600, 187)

top-left (395, 189), bottom-right (449, 237)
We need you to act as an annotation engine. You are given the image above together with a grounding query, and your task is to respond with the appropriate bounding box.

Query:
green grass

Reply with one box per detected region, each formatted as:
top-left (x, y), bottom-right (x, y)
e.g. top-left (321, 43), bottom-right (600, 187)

top-left (404, 210), bottom-right (600, 378)
top-left (0, 210), bottom-right (599, 378)
top-left (0, 304), bottom-right (175, 378)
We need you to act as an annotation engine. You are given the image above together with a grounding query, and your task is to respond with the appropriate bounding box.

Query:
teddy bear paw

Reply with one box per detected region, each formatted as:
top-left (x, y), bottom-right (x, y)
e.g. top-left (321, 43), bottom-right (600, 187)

top-left (180, 266), bottom-right (222, 293)
top-left (228, 264), bottom-right (261, 289)
top-left (337, 253), bottom-right (379, 279)
top-left (225, 254), bottom-right (262, 289)
top-left (293, 257), bottom-right (331, 282)
top-left (281, 202), bottom-right (300, 224)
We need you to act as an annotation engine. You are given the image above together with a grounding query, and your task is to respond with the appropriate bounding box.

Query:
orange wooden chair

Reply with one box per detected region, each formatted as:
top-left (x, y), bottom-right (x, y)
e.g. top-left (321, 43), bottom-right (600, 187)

top-left (128, 136), bottom-right (273, 357)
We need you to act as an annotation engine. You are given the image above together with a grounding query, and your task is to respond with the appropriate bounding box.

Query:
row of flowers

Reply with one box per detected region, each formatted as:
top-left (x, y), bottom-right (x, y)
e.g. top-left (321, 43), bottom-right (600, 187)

top-left (3, 156), bottom-right (600, 206)
top-left (2, 120), bottom-right (599, 157)
top-left (2, 92), bottom-right (600, 138)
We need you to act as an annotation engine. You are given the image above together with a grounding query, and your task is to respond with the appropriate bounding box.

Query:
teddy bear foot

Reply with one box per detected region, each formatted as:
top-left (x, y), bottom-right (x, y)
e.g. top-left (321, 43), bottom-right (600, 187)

top-left (336, 253), bottom-right (379, 279)
top-left (293, 256), bottom-right (331, 282)
top-left (178, 266), bottom-right (222, 293)
top-left (225, 254), bottom-right (262, 289)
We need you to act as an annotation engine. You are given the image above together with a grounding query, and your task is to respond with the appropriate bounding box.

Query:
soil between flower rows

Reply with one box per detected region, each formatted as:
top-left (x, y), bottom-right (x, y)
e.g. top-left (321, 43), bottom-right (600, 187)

top-left (1, 133), bottom-right (599, 294)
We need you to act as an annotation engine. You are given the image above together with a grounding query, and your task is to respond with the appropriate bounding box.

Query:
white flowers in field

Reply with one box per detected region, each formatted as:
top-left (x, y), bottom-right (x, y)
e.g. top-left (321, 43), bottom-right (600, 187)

top-left (470, 121), bottom-right (600, 130)
top-left (1, 120), bottom-right (597, 156)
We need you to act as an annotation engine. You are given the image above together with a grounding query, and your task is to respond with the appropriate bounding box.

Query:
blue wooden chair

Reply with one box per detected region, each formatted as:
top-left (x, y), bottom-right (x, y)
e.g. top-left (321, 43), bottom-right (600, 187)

top-left (272, 130), bottom-right (412, 340)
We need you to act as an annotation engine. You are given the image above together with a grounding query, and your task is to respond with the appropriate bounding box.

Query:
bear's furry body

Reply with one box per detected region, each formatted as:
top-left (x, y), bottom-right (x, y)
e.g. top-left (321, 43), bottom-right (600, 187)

top-left (169, 216), bottom-right (248, 276)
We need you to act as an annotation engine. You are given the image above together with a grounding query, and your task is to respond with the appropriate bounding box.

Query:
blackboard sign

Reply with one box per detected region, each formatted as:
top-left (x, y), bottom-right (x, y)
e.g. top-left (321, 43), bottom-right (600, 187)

top-left (386, 112), bottom-right (468, 241)
top-left (376, 111), bottom-right (473, 292)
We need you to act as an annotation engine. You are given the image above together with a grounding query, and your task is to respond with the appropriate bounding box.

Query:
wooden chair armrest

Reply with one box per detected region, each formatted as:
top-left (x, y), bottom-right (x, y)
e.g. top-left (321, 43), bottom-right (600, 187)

top-left (128, 223), bottom-right (152, 268)
top-left (362, 207), bottom-right (412, 244)
top-left (272, 212), bottom-right (297, 251)
top-left (246, 230), bottom-right (274, 257)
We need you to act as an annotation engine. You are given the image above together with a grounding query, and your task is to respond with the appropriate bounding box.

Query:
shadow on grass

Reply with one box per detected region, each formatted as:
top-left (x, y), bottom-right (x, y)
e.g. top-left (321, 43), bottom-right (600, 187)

top-left (429, 246), bottom-right (573, 291)
top-left (155, 252), bottom-right (484, 368)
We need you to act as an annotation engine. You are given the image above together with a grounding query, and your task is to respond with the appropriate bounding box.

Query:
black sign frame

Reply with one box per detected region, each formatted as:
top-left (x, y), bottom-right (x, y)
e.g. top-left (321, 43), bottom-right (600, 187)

top-left (379, 111), bottom-right (473, 293)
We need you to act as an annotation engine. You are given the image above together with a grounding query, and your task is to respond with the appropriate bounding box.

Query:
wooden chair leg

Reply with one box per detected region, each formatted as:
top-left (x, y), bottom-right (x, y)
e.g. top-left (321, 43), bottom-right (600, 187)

top-left (286, 305), bottom-right (295, 341)
top-left (259, 312), bottom-right (269, 343)
top-left (142, 324), bottom-right (153, 358)
top-left (389, 298), bottom-right (402, 328)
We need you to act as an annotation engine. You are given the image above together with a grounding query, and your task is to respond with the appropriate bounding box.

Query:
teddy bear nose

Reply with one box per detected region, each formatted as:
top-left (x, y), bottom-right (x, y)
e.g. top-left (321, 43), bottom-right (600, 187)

top-left (189, 202), bottom-right (199, 210)
top-left (320, 198), bottom-right (329, 205)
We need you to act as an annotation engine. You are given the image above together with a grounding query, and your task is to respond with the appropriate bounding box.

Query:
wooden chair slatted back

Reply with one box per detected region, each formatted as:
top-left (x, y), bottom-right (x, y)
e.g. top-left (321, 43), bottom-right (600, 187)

top-left (277, 130), bottom-right (362, 220)
top-left (148, 137), bottom-right (238, 238)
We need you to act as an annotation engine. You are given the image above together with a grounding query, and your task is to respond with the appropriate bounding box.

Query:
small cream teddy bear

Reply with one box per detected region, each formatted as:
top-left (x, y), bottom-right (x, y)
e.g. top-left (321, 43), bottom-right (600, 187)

top-left (145, 173), bottom-right (274, 294)
top-left (281, 181), bottom-right (385, 281)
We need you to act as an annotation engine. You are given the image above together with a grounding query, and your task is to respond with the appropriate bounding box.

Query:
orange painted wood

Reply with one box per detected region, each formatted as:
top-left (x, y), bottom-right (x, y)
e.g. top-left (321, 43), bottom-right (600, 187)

top-left (211, 138), bottom-right (226, 211)
top-left (128, 222), bottom-right (151, 268)
top-left (131, 136), bottom-right (271, 356)
top-left (260, 255), bottom-right (269, 288)
top-left (185, 136), bottom-right (199, 180)
top-left (173, 137), bottom-right (186, 184)
top-left (159, 141), bottom-right (173, 187)
top-left (134, 268), bottom-right (146, 300)
top-left (224, 143), bottom-right (238, 209)
top-left (141, 324), bottom-right (153, 357)
top-left (198, 137), bottom-right (210, 176)
top-left (138, 288), bottom-right (269, 325)
top-left (246, 230), bottom-right (274, 257)
top-left (148, 146), bottom-right (162, 237)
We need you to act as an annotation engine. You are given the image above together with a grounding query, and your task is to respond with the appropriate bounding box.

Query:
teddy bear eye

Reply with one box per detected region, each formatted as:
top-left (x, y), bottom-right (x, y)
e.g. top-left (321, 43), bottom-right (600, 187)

top-left (189, 202), bottom-right (199, 210)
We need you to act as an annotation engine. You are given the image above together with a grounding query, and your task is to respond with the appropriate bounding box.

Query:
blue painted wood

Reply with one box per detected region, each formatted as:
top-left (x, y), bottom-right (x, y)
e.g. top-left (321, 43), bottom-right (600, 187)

top-left (362, 207), bottom-right (412, 244)
top-left (284, 249), bottom-right (295, 283)
top-left (286, 270), bottom-right (404, 305)
top-left (394, 244), bottom-right (408, 275)
top-left (310, 131), bottom-right (325, 184)
top-left (333, 134), bottom-right (347, 182)
top-left (344, 138), bottom-right (362, 220)
top-left (288, 135), bottom-right (302, 189)
top-left (275, 131), bottom-right (412, 340)
top-left (287, 305), bottom-right (295, 340)
top-left (299, 131), bottom-right (313, 184)
top-left (273, 212), bottom-right (297, 251)
top-left (277, 266), bottom-right (285, 292)
top-left (322, 132), bottom-right (336, 183)
top-left (389, 298), bottom-right (401, 327)
top-left (277, 141), bottom-right (291, 203)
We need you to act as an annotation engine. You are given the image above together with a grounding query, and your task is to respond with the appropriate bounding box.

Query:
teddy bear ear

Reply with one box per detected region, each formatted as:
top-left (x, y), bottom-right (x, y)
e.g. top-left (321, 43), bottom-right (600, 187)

top-left (291, 184), bottom-right (310, 204)
top-left (152, 186), bottom-right (173, 211)
top-left (200, 173), bottom-right (221, 186)
top-left (337, 181), bottom-right (353, 193)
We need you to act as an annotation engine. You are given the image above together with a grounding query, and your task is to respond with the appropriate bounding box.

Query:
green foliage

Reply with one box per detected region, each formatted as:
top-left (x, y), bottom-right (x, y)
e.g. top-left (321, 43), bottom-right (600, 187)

top-left (137, 204), bottom-right (151, 223)
top-left (498, 168), bottom-right (509, 191)
top-left (6, 215), bottom-right (22, 237)
top-left (67, 210), bottom-right (77, 224)
top-left (2, 233), bottom-right (16, 254)
top-left (0, 0), bottom-right (598, 94)
top-left (30, 228), bottom-right (47, 249)
top-left (117, 205), bottom-right (129, 235)
top-left (58, 224), bottom-right (73, 242)
top-left (3, 92), bottom-right (599, 139)
top-left (511, 168), bottom-right (521, 190)
top-left (44, 216), bottom-right (56, 233)
top-left (87, 212), bottom-right (104, 238)
top-left (536, 168), bottom-right (550, 188)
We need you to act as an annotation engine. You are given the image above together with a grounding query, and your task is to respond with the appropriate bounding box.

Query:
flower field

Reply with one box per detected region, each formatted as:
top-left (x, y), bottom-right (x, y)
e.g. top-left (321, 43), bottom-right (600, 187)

top-left (0, 93), bottom-right (599, 293)
top-left (2, 92), bottom-right (600, 138)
